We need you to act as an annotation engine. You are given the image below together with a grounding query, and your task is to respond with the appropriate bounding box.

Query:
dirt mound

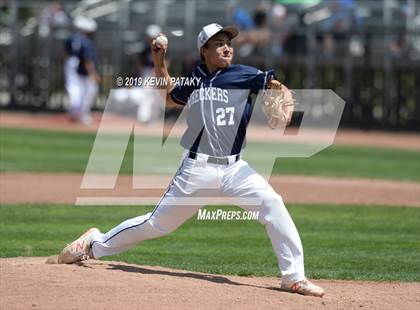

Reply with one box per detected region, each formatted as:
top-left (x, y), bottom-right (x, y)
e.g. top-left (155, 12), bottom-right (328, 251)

top-left (0, 257), bottom-right (418, 310)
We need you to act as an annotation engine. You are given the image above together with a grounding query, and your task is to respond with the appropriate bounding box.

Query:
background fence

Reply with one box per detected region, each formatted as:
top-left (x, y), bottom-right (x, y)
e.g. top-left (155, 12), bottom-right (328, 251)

top-left (0, 0), bottom-right (419, 130)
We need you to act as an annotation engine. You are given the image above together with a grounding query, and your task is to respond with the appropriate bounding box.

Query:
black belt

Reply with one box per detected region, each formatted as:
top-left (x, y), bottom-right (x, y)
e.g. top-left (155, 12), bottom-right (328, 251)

top-left (188, 151), bottom-right (240, 165)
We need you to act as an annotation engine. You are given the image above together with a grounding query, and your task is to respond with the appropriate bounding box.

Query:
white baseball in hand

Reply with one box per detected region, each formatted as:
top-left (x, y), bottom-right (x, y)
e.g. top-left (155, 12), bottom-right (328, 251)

top-left (155, 35), bottom-right (168, 49)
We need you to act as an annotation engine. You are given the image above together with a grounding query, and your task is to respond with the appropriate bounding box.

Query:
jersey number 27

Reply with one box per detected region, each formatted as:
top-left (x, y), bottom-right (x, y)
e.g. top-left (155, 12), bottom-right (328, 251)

top-left (216, 107), bottom-right (235, 126)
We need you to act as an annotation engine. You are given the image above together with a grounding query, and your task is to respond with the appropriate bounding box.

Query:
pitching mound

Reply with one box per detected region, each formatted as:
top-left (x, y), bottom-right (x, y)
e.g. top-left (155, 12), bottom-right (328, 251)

top-left (1, 257), bottom-right (418, 310)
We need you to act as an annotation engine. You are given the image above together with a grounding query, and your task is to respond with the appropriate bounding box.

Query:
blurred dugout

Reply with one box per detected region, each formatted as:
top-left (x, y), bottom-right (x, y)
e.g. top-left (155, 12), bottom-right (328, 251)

top-left (0, 0), bottom-right (419, 130)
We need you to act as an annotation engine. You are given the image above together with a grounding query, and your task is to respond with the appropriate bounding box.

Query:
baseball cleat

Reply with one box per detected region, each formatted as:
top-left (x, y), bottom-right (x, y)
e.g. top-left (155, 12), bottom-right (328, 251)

top-left (57, 228), bottom-right (99, 264)
top-left (281, 278), bottom-right (325, 297)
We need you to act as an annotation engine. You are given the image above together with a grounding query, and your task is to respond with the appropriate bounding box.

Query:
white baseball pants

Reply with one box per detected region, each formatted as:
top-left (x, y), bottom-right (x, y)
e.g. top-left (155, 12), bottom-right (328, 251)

top-left (65, 57), bottom-right (98, 124)
top-left (64, 57), bottom-right (81, 117)
top-left (91, 152), bottom-right (305, 283)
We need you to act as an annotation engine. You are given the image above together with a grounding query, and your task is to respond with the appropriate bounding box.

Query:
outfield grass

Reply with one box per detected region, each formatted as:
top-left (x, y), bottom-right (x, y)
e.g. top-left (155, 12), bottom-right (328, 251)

top-left (1, 127), bottom-right (419, 181)
top-left (0, 204), bottom-right (418, 281)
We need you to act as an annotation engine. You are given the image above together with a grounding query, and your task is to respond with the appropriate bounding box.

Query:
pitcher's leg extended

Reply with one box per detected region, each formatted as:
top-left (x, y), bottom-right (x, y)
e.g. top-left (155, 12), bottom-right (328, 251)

top-left (90, 156), bottom-right (212, 258)
top-left (91, 201), bottom-right (200, 259)
top-left (58, 154), bottom-right (215, 264)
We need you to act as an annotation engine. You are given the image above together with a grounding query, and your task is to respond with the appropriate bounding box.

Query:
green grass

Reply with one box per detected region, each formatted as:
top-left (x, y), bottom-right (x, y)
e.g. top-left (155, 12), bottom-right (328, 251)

top-left (1, 127), bottom-right (419, 181)
top-left (0, 204), bottom-right (419, 281)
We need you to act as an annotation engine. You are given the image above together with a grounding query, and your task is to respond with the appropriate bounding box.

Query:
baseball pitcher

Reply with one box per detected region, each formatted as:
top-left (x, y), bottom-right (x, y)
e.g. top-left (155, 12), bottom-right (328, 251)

top-left (58, 23), bottom-right (324, 297)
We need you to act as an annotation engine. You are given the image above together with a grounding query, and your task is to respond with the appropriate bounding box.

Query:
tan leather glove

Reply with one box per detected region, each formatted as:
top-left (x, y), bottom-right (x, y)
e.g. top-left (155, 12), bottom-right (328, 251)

top-left (262, 79), bottom-right (295, 129)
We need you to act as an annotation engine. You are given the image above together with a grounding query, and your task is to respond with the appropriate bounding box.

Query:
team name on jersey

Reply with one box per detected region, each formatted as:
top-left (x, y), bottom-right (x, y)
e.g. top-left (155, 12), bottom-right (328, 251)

top-left (188, 87), bottom-right (229, 105)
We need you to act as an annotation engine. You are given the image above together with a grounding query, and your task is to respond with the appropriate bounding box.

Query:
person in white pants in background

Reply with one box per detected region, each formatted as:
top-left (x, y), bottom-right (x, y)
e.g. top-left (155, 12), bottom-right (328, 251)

top-left (58, 23), bottom-right (325, 297)
top-left (64, 16), bottom-right (99, 124)
top-left (135, 24), bottom-right (163, 124)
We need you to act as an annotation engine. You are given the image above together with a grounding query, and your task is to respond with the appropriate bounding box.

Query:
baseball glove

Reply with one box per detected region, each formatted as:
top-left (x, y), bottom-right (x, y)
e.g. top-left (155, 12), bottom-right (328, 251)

top-left (262, 79), bottom-right (295, 129)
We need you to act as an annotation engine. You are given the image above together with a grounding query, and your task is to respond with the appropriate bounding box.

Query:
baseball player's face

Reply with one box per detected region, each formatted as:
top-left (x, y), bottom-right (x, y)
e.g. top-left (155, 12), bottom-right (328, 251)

top-left (202, 32), bottom-right (233, 70)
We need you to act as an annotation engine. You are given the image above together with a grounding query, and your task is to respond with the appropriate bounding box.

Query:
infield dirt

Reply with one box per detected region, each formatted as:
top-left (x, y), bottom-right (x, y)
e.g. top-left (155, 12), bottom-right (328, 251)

top-left (1, 173), bottom-right (419, 207)
top-left (1, 257), bottom-right (419, 310)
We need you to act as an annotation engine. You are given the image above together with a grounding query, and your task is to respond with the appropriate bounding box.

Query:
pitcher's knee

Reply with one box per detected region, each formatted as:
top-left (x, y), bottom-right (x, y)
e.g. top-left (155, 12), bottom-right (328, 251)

top-left (147, 217), bottom-right (180, 237)
top-left (265, 192), bottom-right (285, 208)
top-left (142, 221), bottom-right (172, 239)
top-left (258, 193), bottom-right (288, 225)
top-left (126, 212), bottom-right (176, 240)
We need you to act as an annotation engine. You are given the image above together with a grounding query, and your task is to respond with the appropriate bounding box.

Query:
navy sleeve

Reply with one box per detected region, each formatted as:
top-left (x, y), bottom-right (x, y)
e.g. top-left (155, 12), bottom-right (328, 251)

top-left (170, 85), bottom-right (189, 106)
top-left (250, 69), bottom-right (277, 94)
top-left (169, 73), bottom-right (196, 106)
top-left (236, 65), bottom-right (277, 95)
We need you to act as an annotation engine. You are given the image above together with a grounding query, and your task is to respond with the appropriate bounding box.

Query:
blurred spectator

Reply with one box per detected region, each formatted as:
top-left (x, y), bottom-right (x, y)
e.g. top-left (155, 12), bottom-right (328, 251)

top-left (232, 7), bottom-right (255, 30)
top-left (319, 0), bottom-right (356, 32)
top-left (389, 32), bottom-right (408, 57)
top-left (270, 3), bottom-right (291, 56)
top-left (138, 25), bottom-right (160, 80)
top-left (389, 3), bottom-right (413, 58)
top-left (64, 16), bottom-right (99, 124)
top-left (226, 2), bottom-right (254, 56)
top-left (226, 1), bottom-right (271, 57)
top-left (38, 1), bottom-right (69, 37)
top-left (64, 27), bottom-right (83, 121)
top-left (135, 24), bottom-right (162, 124)
top-left (318, 0), bottom-right (358, 57)
top-left (251, 1), bottom-right (271, 53)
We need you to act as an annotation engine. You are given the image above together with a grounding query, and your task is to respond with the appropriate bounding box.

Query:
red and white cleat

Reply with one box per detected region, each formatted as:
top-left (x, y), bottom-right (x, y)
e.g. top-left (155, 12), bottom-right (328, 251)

top-left (281, 278), bottom-right (325, 297)
top-left (58, 228), bottom-right (99, 264)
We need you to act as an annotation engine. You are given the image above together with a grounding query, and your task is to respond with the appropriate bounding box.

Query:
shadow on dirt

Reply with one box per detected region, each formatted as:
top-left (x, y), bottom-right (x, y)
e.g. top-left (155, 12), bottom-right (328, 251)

top-left (107, 263), bottom-right (282, 292)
